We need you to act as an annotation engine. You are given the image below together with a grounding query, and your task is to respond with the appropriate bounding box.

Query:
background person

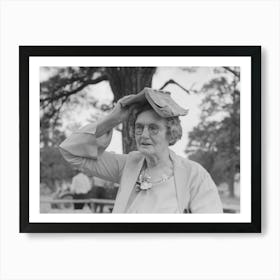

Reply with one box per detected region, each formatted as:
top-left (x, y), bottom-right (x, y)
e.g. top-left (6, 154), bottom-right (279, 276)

top-left (70, 170), bottom-right (92, 209)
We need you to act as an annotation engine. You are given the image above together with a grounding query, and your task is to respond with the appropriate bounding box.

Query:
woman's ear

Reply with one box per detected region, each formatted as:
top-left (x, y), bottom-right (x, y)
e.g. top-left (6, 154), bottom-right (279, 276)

top-left (168, 136), bottom-right (175, 146)
top-left (165, 130), bottom-right (172, 146)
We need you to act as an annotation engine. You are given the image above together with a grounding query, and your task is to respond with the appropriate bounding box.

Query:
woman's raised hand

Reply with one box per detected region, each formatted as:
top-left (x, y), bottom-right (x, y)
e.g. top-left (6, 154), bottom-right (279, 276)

top-left (111, 95), bottom-right (136, 122)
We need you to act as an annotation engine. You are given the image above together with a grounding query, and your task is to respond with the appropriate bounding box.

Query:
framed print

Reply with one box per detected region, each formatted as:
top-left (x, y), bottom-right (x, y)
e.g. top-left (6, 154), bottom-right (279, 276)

top-left (19, 46), bottom-right (261, 233)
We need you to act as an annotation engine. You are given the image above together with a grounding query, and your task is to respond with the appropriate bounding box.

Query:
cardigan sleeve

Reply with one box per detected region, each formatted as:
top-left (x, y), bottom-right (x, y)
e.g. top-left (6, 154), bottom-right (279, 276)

top-left (59, 122), bottom-right (127, 184)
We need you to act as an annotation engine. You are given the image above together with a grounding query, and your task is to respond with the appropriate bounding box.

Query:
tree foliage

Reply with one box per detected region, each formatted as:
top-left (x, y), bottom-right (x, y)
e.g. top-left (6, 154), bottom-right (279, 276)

top-left (186, 67), bottom-right (240, 196)
top-left (40, 146), bottom-right (76, 191)
top-left (40, 67), bottom-right (109, 129)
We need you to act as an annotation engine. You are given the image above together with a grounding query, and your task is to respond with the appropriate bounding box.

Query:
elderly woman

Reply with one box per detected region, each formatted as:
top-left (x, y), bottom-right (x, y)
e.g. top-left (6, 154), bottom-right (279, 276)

top-left (59, 88), bottom-right (223, 213)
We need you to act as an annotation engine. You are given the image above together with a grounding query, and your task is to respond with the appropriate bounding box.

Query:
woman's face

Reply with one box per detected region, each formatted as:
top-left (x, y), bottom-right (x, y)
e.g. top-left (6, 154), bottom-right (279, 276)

top-left (135, 110), bottom-right (169, 157)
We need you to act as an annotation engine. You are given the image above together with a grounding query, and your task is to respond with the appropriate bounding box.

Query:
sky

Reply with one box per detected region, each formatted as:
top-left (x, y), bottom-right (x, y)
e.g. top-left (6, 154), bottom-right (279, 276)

top-left (42, 67), bottom-right (229, 157)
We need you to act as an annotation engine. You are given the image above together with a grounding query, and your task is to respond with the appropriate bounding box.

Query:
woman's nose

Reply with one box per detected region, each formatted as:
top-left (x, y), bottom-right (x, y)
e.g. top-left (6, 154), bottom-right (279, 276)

top-left (141, 126), bottom-right (150, 137)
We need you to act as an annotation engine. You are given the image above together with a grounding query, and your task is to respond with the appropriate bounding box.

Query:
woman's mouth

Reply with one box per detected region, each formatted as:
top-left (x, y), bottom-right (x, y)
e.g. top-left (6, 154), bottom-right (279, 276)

top-left (140, 143), bottom-right (152, 146)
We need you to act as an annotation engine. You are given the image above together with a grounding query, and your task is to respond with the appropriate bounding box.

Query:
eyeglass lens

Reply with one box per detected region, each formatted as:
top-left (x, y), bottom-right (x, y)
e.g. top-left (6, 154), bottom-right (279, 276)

top-left (135, 124), bottom-right (160, 135)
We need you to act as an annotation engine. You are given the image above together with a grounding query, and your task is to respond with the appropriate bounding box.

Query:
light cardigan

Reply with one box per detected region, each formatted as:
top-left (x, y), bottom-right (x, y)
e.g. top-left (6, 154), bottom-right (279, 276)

top-left (59, 123), bottom-right (223, 213)
top-left (126, 176), bottom-right (180, 213)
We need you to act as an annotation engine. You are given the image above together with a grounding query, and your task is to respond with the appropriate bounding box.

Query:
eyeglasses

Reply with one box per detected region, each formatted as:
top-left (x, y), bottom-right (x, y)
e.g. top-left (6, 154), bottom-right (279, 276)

top-left (135, 123), bottom-right (160, 136)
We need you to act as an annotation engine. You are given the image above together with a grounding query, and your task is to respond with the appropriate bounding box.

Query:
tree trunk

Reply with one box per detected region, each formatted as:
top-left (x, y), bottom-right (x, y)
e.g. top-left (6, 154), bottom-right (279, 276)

top-left (106, 67), bottom-right (156, 154)
top-left (228, 75), bottom-right (239, 198)
top-left (228, 165), bottom-right (235, 197)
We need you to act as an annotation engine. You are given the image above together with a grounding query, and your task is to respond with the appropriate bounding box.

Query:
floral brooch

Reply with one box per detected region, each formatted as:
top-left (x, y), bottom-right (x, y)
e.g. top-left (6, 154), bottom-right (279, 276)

top-left (135, 172), bottom-right (152, 192)
top-left (135, 170), bottom-right (173, 192)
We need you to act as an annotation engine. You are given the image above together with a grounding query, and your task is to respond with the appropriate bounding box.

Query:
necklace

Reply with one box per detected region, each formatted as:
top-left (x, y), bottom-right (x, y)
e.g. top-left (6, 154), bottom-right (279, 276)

top-left (135, 168), bottom-right (174, 192)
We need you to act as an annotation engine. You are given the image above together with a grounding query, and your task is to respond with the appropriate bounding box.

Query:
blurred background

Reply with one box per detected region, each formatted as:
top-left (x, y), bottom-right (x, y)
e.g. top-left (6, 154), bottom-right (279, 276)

top-left (40, 66), bottom-right (240, 213)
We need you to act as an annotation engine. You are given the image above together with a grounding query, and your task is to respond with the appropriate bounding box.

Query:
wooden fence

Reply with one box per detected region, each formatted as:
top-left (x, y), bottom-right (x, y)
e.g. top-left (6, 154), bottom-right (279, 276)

top-left (41, 198), bottom-right (239, 213)
top-left (41, 198), bottom-right (115, 213)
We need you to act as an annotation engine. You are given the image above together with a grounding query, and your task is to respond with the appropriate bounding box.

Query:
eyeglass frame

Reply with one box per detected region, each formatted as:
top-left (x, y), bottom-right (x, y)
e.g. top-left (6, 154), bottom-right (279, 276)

top-left (134, 123), bottom-right (164, 136)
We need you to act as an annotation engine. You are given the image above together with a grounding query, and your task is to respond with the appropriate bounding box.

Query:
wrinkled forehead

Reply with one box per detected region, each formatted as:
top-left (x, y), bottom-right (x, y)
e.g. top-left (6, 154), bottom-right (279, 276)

top-left (135, 109), bottom-right (166, 125)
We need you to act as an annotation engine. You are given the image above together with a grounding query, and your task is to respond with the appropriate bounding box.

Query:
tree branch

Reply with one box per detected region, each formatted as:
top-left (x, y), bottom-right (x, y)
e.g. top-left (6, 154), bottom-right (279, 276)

top-left (159, 79), bottom-right (190, 94)
top-left (51, 97), bottom-right (68, 127)
top-left (223, 67), bottom-right (240, 78)
top-left (40, 75), bottom-right (108, 104)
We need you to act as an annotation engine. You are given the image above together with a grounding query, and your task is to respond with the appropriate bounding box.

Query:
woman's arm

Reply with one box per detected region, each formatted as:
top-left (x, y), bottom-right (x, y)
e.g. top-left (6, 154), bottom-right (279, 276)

top-left (59, 96), bottom-right (134, 182)
top-left (60, 148), bottom-right (127, 183)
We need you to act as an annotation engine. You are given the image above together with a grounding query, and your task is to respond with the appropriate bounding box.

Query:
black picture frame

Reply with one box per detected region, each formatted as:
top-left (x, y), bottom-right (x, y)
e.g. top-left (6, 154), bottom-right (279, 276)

top-left (20, 46), bottom-right (261, 233)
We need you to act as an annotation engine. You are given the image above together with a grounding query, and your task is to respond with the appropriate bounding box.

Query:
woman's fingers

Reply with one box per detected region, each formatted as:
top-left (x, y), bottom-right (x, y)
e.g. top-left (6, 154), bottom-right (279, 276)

top-left (112, 94), bottom-right (139, 122)
top-left (118, 96), bottom-right (132, 107)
